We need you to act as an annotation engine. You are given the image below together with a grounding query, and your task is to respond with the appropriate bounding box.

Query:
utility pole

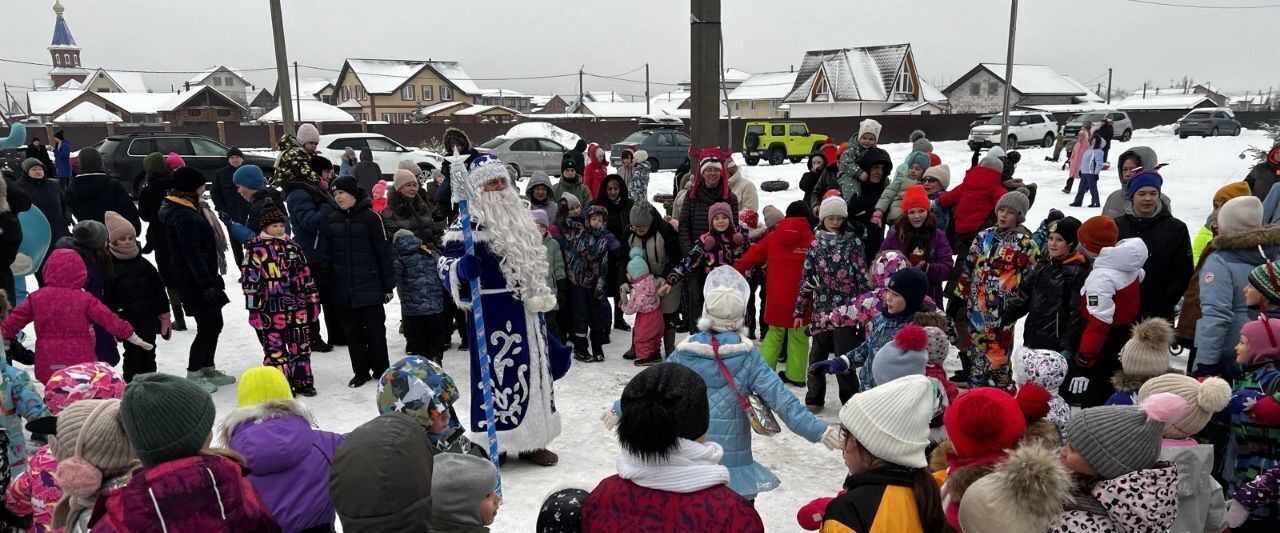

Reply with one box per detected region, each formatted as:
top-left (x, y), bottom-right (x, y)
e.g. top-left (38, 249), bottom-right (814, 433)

top-left (998, 0), bottom-right (1018, 150)
top-left (691, 0), bottom-right (722, 151)
top-left (269, 0), bottom-right (295, 133)
top-left (293, 61), bottom-right (302, 121)
top-left (1106, 67), bottom-right (1113, 104)
top-left (645, 63), bottom-right (651, 115)
top-left (578, 67), bottom-right (584, 112)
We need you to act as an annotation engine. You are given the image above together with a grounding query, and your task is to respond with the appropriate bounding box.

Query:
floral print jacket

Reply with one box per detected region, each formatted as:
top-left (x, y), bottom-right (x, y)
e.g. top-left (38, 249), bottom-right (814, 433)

top-left (795, 229), bottom-right (869, 333)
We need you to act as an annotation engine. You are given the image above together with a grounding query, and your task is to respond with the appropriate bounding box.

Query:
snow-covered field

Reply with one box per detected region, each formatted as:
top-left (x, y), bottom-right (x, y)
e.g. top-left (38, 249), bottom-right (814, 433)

top-left (11, 126), bottom-right (1269, 531)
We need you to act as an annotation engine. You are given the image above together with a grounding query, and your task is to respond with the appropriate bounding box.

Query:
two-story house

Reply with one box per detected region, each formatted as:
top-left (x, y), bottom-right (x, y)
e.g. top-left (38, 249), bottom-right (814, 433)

top-left (334, 58), bottom-right (482, 123)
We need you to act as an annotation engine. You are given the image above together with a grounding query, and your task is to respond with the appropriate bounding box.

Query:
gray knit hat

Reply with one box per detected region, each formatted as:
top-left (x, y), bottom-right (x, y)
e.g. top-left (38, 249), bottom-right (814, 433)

top-left (630, 203), bottom-right (655, 228)
top-left (995, 191), bottom-right (1029, 224)
top-left (21, 158), bottom-right (43, 174)
top-left (1066, 392), bottom-right (1186, 479)
top-left (52, 399), bottom-right (136, 478)
top-left (909, 130), bottom-right (934, 154)
top-left (72, 220), bottom-right (108, 250)
top-left (870, 325), bottom-right (928, 386)
top-left (121, 373), bottom-right (217, 466)
top-left (979, 149), bottom-right (1005, 174)
top-left (431, 453), bottom-right (497, 526)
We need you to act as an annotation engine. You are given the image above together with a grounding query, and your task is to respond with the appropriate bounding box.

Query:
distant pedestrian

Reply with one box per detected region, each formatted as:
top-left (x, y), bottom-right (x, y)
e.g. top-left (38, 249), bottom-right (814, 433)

top-left (354, 148), bottom-right (382, 192)
top-left (51, 131), bottom-right (71, 188)
top-left (211, 147), bottom-right (250, 265)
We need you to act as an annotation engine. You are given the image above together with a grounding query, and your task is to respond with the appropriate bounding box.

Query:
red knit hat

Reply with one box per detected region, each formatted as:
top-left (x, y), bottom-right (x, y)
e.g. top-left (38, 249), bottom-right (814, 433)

top-left (1016, 383), bottom-right (1052, 422)
top-left (1078, 216), bottom-right (1119, 255)
top-left (944, 388), bottom-right (1027, 459)
top-left (928, 153), bottom-right (942, 167)
top-left (901, 184), bottom-right (930, 214)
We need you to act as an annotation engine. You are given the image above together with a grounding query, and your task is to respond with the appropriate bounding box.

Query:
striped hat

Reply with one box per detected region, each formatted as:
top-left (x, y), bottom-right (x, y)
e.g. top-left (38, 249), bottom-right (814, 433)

top-left (1249, 261), bottom-right (1280, 305)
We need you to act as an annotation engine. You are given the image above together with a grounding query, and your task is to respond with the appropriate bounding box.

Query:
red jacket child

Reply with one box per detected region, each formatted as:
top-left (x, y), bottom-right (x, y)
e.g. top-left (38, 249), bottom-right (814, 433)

top-left (584, 143), bottom-right (609, 201)
top-left (938, 158), bottom-right (1007, 235)
top-left (733, 215), bottom-right (815, 327)
top-left (1, 249), bottom-right (148, 382)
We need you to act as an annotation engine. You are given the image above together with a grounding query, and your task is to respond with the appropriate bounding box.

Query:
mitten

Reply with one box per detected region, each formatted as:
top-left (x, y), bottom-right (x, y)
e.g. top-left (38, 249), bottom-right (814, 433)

top-left (797, 497), bottom-right (835, 531)
top-left (126, 334), bottom-right (154, 352)
top-left (870, 210), bottom-right (883, 227)
top-left (1226, 499), bottom-right (1251, 528)
top-left (248, 313), bottom-right (263, 330)
top-left (159, 313), bottom-right (172, 340)
top-left (809, 356), bottom-right (849, 375)
top-left (1248, 395), bottom-right (1280, 426)
top-left (456, 255), bottom-right (482, 281)
top-left (700, 233), bottom-right (716, 251)
top-left (601, 407), bottom-right (620, 430)
top-left (820, 425), bottom-right (844, 450)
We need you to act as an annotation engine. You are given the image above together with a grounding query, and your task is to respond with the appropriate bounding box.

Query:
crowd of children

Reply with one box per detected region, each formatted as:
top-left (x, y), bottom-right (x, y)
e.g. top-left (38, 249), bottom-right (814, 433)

top-left (0, 117), bottom-right (1279, 531)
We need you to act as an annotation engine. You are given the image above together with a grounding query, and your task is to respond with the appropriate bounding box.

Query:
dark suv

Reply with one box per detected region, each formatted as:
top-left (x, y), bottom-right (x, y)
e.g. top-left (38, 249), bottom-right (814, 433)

top-left (95, 132), bottom-right (275, 196)
top-left (609, 127), bottom-right (692, 171)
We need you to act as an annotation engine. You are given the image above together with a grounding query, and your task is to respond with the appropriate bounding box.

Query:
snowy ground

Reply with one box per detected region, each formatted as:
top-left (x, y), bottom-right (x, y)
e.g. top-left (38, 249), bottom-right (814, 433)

top-left (11, 126), bottom-right (1269, 531)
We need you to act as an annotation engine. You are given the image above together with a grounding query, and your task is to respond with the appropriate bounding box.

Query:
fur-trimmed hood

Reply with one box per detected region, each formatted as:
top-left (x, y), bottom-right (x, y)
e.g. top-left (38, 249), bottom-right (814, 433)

top-left (1209, 224), bottom-right (1280, 252)
top-left (217, 399), bottom-right (315, 447)
top-left (673, 331), bottom-right (755, 361)
top-left (1020, 418), bottom-right (1062, 449)
top-left (1110, 368), bottom-right (1181, 393)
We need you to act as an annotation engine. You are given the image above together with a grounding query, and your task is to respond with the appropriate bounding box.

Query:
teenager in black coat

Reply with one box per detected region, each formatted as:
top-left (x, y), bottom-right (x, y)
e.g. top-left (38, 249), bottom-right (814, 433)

top-left (324, 176), bottom-right (396, 388)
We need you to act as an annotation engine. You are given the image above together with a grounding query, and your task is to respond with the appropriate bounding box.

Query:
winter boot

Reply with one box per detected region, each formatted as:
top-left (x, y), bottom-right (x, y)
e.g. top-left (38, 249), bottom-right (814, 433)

top-left (201, 367), bottom-right (237, 386)
top-left (592, 341), bottom-right (605, 363)
top-left (171, 302), bottom-right (188, 331)
top-left (572, 336), bottom-right (593, 363)
top-left (623, 345), bottom-right (637, 360)
top-left (293, 384), bottom-right (317, 397)
top-left (519, 448), bottom-right (559, 467)
top-left (186, 371), bottom-right (217, 393)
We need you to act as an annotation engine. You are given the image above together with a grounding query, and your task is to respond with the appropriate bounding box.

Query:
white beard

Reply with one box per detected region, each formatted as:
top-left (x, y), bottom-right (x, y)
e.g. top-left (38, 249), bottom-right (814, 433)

top-left (470, 188), bottom-right (557, 313)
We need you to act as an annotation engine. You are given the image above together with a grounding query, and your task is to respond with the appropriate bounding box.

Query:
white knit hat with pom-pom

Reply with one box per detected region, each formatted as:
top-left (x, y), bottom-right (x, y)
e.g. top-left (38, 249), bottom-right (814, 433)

top-left (698, 266), bottom-right (750, 333)
top-left (1137, 374), bottom-right (1232, 439)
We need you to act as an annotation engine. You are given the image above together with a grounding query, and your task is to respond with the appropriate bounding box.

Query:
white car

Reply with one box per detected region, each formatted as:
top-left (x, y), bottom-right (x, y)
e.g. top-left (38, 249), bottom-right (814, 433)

top-left (316, 133), bottom-right (443, 178)
top-left (968, 111), bottom-right (1059, 150)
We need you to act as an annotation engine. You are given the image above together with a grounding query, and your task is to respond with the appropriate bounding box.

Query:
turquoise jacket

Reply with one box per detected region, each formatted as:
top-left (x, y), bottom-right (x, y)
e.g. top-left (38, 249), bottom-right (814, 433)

top-left (666, 331), bottom-right (827, 497)
top-left (0, 358), bottom-right (51, 477)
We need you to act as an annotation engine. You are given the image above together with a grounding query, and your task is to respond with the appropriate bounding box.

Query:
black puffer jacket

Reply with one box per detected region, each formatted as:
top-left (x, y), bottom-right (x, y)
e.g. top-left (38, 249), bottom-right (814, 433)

top-left (138, 171), bottom-right (173, 257)
top-left (1245, 148), bottom-right (1280, 201)
top-left (325, 196), bottom-right (395, 307)
top-left (1002, 252), bottom-right (1091, 352)
top-left (105, 254), bottom-right (170, 322)
top-left (211, 164), bottom-right (251, 223)
top-left (67, 172), bottom-right (140, 233)
top-left (18, 175), bottom-right (71, 240)
top-left (0, 179), bottom-right (21, 305)
top-left (1116, 208), bottom-right (1194, 321)
top-left (158, 195), bottom-right (226, 312)
top-left (354, 148), bottom-right (383, 193)
top-left (381, 190), bottom-right (438, 247)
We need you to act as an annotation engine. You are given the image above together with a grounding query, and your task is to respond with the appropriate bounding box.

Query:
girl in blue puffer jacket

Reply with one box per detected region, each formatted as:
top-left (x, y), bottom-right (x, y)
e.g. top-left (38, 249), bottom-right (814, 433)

top-left (643, 266), bottom-right (841, 499)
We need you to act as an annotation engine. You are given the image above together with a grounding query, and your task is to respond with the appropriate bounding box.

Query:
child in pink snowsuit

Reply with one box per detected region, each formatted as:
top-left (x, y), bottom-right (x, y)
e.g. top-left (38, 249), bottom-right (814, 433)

top-left (620, 247), bottom-right (663, 365)
top-left (1, 249), bottom-right (151, 383)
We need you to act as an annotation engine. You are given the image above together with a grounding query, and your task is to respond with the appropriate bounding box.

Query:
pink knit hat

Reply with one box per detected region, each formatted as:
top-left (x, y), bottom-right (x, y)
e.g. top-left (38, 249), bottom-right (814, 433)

top-left (1242, 317), bottom-right (1280, 364)
top-left (165, 151), bottom-right (185, 170)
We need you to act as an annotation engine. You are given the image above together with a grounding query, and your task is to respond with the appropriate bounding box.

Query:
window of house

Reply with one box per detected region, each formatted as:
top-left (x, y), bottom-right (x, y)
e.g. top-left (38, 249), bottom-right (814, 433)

top-left (896, 71), bottom-right (914, 94)
top-left (814, 77), bottom-right (830, 102)
top-left (187, 109), bottom-right (201, 117)
top-left (357, 86), bottom-right (367, 100)
top-left (970, 82), bottom-right (981, 96)
top-left (217, 109), bottom-right (232, 117)
top-left (750, 100), bottom-right (756, 110)
top-left (54, 56), bottom-right (61, 66)
top-left (441, 85), bottom-right (454, 101)
top-left (63, 54), bottom-right (70, 66)
top-left (382, 113), bottom-right (394, 122)
top-left (988, 82), bottom-right (1000, 96)
top-left (341, 86), bottom-right (350, 101)
top-left (422, 85), bottom-right (432, 101)
top-left (401, 85), bottom-right (415, 100)
top-left (212, 77), bottom-right (223, 86)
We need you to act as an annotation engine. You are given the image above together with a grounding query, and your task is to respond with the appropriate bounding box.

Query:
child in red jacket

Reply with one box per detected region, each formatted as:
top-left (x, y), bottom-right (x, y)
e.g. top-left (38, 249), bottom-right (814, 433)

top-left (1066, 235), bottom-right (1147, 408)
top-left (938, 150), bottom-right (1009, 250)
top-left (733, 201), bottom-right (815, 385)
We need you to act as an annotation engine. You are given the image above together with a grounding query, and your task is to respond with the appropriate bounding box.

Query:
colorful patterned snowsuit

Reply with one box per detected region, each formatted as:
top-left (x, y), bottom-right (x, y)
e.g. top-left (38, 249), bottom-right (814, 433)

top-left (242, 234), bottom-right (320, 389)
top-left (955, 225), bottom-right (1040, 388)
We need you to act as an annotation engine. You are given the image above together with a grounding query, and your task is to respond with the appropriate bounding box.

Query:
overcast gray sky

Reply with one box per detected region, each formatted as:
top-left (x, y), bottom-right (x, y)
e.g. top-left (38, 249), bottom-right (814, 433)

top-left (2, 0), bottom-right (1277, 102)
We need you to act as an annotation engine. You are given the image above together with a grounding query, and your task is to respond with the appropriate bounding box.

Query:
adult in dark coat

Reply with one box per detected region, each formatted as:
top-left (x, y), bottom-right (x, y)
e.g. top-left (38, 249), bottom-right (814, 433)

top-left (158, 167), bottom-right (234, 391)
top-left (66, 148), bottom-right (140, 234)
top-left (381, 169), bottom-right (439, 248)
top-left (592, 174), bottom-right (634, 330)
top-left (211, 147), bottom-right (250, 266)
top-left (569, 139), bottom-right (588, 178)
top-left (0, 177), bottom-right (22, 306)
top-left (1114, 170), bottom-right (1194, 323)
top-left (353, 148), bottom-right (383, 193)
top-left (136, 152), bottom-right (186, 330)
top-left (847, 148), bottom-right (892, 261)
top-left (676, 154), bottom-right (739, 331)
top-left (1245, 143), bottom-right (1280, 201)
top-left (624, 203), bottom-right (684, 355)
top-left (283, 155), bottom-right (341, 350)
top-left (1094, 118), bottom-right (1115, 162)
top-left (25, 137), bottom-right (53, 173)
top-left (19, 157), bottom-right (71, 242)
top-left (324, 176), bottom-right (395, 388)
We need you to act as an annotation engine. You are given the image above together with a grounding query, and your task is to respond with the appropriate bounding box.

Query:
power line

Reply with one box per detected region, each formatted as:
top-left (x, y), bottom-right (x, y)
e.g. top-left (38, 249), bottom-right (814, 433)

top-left (1127, 0), bottom-right (1280, 8)
top-left (0, 56), bottom-right (278, 74)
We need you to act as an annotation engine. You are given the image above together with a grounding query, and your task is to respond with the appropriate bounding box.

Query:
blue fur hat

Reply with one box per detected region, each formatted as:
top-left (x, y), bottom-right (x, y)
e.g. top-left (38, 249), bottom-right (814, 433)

top-left (627, 247), bottom-right (649, 280)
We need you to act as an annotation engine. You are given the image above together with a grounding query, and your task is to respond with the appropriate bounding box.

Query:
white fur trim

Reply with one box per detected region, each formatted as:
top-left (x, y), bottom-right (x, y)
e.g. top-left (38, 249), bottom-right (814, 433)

top-left (674, 338), bottom-right (756, 356)
top-left (215, 400), bottom-right (314, 447)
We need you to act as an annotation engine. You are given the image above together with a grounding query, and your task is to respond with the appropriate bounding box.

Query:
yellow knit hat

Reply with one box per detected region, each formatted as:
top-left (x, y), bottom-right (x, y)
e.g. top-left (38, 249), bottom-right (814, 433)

top-left (237, 367), bottom-right (293, 407)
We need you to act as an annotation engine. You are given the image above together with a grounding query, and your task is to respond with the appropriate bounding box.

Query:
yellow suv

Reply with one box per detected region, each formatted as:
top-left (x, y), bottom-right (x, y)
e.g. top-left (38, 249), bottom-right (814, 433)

top-left (742, 121), bottom-right (828, 166)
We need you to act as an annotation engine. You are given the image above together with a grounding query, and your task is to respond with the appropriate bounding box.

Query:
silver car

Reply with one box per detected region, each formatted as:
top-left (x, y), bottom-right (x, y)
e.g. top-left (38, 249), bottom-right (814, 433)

top-left (476, 136), bottom-right (569, 180)
top-left (1176, 108), bottom-right (1241, 138)
top-left (1063, 111), bottom-right (1133, 150)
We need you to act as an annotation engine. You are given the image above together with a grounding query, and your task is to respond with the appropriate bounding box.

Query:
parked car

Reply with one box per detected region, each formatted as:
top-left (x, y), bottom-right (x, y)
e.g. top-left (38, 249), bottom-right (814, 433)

top-left (315, 133), bottom-right (443, 178)
top-left (609, 128), bottom-right (692, 172)
top-left (740, 121), bottom-right (827, 166)
top-left (93, 132), bottom-right (276, 197)
top-left (477, 135), bottom-right (569, 180)
top-left (967, 111), bottom-right (1058, 150)
top-left (1063, 111), bottom-right (1133, 149)
top-left (1176, 108), bottom-right (1241, 138)
top-left (969, 114), bottom-right (996, 128)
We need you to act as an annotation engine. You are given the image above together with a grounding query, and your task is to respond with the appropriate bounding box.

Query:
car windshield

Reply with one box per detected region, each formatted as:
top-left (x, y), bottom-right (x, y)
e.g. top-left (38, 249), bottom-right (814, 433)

top-left (983, 115), bottom-right (1014, 126)
top-left (1185, 112), bottom-right (1210, 120)
top-left (478, 137), bottom-right (506, 149)
top-left (620, 131), bottom-right (652, 144)
top-left (1072, 113), bottom-right (1105, 123)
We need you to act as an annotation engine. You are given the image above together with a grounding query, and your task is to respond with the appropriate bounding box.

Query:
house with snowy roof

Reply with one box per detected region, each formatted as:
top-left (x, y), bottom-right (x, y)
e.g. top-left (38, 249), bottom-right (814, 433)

top-left (1115, 93), bottom-right (1217, 112)
top-left (186, 66), bottom-right (254, 106)
top-left (27, 85), bottom-right (246, 125)
top-left (943, 63), bottom-right (1102, 114)
top-left (782, 44), bottom-right (943, 118)
top-left (334, 58), bottom-right (483, 123)
top-left (727, 71), bottom-right (797, 119)
top-left (479, 89), bottom-right (534, 113)
top-left (81, 68), bottom-right (149, 94)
